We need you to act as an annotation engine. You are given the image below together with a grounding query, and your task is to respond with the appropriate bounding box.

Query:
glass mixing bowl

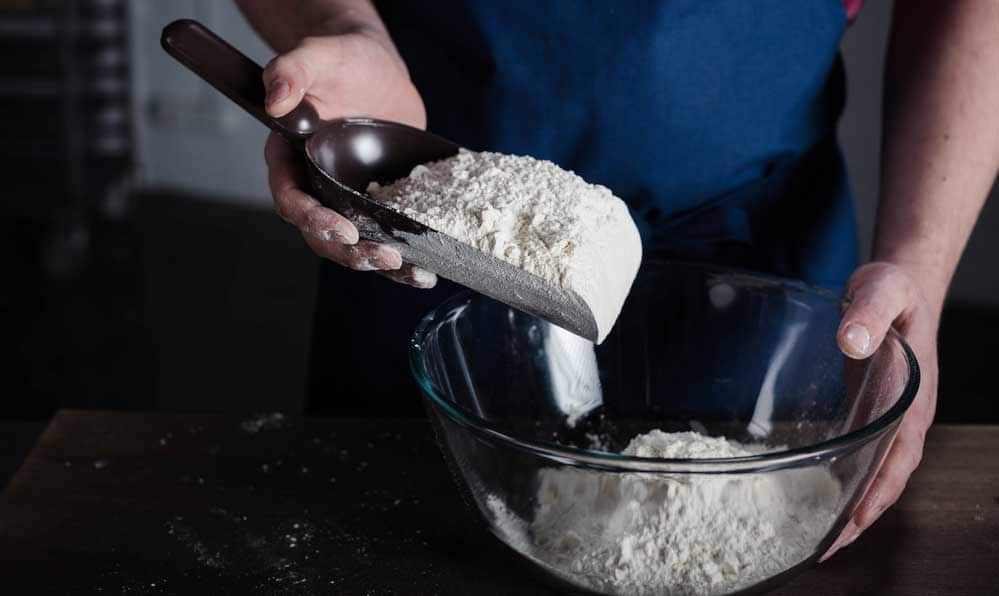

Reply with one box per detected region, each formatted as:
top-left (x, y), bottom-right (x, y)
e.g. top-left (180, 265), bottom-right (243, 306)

top-left (410, 261), bottom-right (919, 596)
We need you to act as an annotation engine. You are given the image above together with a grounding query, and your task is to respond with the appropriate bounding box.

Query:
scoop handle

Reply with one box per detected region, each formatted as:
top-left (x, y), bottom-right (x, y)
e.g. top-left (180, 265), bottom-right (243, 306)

top-left (160, 19), bottom-right (320, 142)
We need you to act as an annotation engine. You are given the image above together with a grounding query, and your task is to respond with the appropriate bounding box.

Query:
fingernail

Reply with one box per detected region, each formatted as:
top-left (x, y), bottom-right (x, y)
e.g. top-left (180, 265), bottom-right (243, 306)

top-left (267, 79), bottom-right (290, 106)
top-left (819, 523), bottom-right (860, 563)
top-left (409, 267), bottom-right (437, 289)
top-left (319, 227), bottom-right (358, 245)
top-left (340, 225), bottom-right (359, 245)
top-left (352, 259), bottom-right (376, 272)
top-left (371, 247), bottom-right (402, 270)
top-left (842, 323), bottom-right (871, 357)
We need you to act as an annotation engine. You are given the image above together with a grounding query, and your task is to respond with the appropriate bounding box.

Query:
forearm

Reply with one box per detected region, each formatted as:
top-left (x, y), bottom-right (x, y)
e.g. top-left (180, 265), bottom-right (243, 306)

top-left (234, 0), bottom-right (390, 52)
top-left (875, 0), bottom-right (999, 313)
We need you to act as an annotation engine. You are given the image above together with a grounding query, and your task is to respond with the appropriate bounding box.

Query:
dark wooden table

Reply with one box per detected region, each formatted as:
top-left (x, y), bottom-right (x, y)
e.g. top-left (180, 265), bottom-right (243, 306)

top-left (1, 411), bottom-right (997, 595)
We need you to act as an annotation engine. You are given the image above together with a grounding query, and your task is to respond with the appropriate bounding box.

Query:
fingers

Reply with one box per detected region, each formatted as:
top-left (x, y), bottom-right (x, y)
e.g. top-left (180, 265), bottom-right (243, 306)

top-left (819, 519), bottom-right (860, 563)
top-left (265, 134), bottom-right (359, 244)
top-left (379, 264), bottom-right (438, 289)
top-left (822, 262), bottom-right (938, 563)
top-left (851, 421), bottom-right (925, 530)
top-left (262, 44), bottom-right (320, 117)
top-left (820, 416), bottom-right (927, 561)
top-left (303, 233), bottom-right (403, 271)
top-left (263, 132), bottom-right (412, 275)
top-left (275, 186), bottom-right (359, 245)
top-left (838, 264), bottom-right (918, 359)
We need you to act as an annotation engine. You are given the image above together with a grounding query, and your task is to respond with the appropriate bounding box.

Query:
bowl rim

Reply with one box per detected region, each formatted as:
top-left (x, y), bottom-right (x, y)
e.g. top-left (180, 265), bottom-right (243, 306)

top-left (409, 260), bottom-right (921, 473)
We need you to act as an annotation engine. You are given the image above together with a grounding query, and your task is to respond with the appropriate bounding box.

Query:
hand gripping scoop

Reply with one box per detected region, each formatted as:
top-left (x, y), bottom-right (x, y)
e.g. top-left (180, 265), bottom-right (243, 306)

top-left (161, 19), bottom-right (601, 342)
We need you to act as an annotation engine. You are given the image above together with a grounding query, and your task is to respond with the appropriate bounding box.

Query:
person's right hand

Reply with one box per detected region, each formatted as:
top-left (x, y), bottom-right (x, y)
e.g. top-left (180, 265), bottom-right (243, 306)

top-left (262, 27), bottom-right (437, 288)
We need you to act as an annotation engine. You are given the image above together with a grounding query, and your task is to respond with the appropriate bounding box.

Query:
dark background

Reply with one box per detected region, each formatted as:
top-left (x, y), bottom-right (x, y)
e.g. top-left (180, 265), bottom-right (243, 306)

top-left (2, 1), bottom-right (997, 487)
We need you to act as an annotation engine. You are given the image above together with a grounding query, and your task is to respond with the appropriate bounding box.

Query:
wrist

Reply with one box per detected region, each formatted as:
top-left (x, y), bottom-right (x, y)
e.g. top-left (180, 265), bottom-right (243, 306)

top-left (309, 14), bottom-right (406, 70)
top-left (313, 12), bottom-right (387, 38)
top-left (305, 0), bottom-right (393, 45)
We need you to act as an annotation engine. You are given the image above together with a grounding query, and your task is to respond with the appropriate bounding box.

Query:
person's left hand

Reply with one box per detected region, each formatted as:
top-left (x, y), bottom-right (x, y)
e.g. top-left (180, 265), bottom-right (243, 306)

top-left (821, 261), bottom-right (940, 561)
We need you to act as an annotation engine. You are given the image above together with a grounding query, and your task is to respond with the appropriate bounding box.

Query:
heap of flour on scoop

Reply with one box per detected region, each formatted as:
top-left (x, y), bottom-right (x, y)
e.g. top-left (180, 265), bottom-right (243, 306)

top-left (488, 430), bottom-right (841, 596)
top-left (367, 149), bottom-right (642, 342)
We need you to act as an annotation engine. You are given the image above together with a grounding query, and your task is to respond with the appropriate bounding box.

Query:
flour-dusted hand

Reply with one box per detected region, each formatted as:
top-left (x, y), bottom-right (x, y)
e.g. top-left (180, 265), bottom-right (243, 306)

top-left (264, 133), bottom-right (434, 288)
top-left (822, 262), bottom-right (939, 560)
top-left (237, 0), bottom-right (436, 288)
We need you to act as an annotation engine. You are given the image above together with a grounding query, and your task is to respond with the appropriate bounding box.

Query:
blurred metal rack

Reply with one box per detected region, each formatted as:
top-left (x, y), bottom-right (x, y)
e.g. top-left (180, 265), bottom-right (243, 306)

top-left (0, 0), bottom-right (134, 274)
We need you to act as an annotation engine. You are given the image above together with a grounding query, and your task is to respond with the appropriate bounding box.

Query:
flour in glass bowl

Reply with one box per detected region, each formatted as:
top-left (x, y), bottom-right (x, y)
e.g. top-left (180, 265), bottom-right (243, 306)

top-left (487, 430), bottom-right (841, 596)
top-left (367, 149), bottom-right (642, 343)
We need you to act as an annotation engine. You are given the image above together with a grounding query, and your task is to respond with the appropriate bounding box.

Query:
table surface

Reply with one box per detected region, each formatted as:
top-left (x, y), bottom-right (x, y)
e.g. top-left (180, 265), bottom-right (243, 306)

top-left (1, 411), bottom-right (997, 596)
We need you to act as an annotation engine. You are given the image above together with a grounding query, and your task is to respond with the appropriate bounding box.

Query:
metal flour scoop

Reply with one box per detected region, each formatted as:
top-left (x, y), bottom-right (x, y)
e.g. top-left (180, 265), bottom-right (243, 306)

top-left (161, 19), bottom-right (600, 342)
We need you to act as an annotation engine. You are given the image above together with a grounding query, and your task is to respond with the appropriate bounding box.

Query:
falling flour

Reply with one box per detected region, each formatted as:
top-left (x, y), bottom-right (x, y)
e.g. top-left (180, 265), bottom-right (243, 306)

top-left (488, 430), bottom-right (841, 596)
top-left (367, 149), bottom-right (642, 342)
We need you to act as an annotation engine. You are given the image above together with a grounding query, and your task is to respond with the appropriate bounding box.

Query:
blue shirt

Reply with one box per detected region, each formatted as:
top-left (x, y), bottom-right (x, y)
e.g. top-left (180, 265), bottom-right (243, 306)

top-left (378, 0), bottom-right (858, 289)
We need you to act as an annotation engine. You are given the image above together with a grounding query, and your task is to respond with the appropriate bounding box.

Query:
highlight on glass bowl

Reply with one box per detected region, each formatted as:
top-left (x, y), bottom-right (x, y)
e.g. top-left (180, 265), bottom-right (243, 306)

top-left (409, 261), bottom-right (919, 596)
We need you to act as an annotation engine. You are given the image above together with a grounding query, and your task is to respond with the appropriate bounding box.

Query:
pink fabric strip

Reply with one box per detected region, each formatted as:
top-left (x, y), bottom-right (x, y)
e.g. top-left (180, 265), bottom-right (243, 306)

top-left (843, 0), bottom-right (864, 20)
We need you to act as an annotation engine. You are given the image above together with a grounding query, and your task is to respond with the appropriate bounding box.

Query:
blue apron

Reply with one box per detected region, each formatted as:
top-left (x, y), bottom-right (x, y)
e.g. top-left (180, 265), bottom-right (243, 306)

top-left (308, 0), bottom-right (857, 415)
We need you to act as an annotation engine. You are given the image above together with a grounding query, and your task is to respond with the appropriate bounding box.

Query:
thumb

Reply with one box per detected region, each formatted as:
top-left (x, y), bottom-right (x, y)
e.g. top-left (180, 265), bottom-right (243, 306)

top-left (262, 45), bottom-right (319, 117)
top-left (837, 265), bottom-right (917, 359)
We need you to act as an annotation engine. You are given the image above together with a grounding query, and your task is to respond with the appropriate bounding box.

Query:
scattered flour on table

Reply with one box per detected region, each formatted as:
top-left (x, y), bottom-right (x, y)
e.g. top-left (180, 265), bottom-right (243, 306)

top-left (240, 412), bottom-right (286, 434)
top-left (367, 149), bottom-right (642, 342)
top-left (488, 430), bottom-right (841, 596)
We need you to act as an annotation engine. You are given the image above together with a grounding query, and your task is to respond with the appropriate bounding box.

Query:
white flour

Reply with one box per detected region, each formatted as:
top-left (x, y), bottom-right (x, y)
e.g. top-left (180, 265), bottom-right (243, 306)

top-left (367, 149), bottom-right (642, 342)
top-left (488, 430), bottom-right (840, 596)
